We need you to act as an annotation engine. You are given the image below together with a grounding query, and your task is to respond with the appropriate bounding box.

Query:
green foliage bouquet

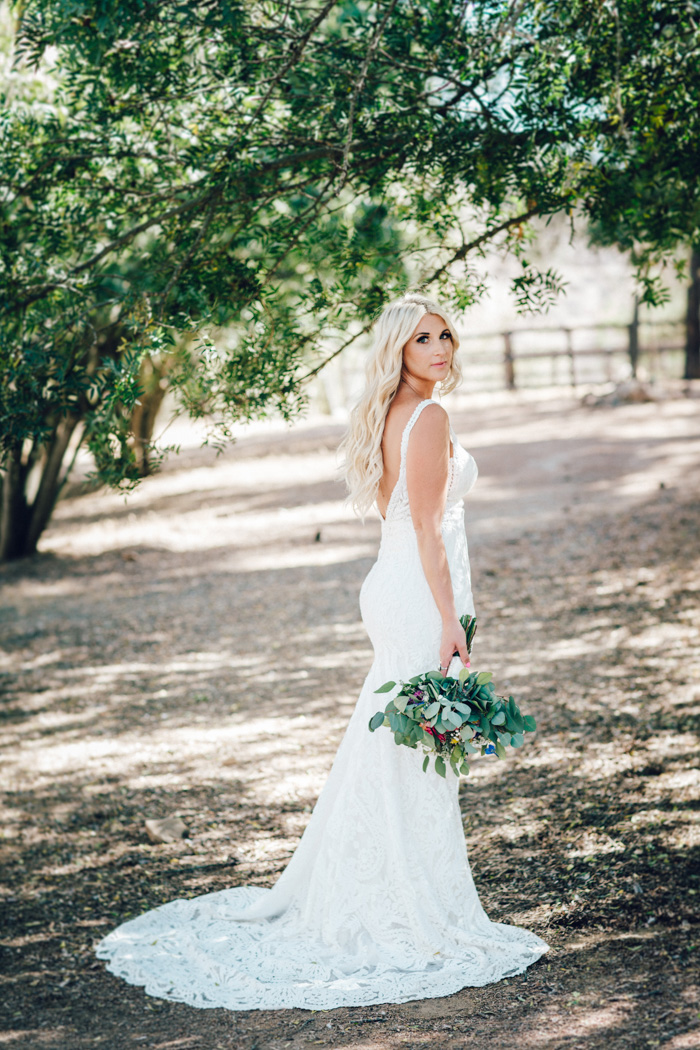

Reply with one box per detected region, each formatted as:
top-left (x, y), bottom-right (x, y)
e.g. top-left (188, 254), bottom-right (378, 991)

top-left (368, 616), bottom-right (536, 778)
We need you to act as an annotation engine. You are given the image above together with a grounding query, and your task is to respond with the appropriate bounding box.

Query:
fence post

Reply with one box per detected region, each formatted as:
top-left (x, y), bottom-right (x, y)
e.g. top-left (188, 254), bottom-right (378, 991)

top-left (564, 328), bottom-right (576, 388)
top-left (503, 331), bottom-right (515, 389)
top-left (628, 296), bottom-right (639, 378)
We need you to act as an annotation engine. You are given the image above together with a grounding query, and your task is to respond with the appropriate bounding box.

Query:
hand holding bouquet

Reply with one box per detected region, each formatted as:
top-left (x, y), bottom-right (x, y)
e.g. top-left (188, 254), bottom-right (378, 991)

top-left (368, 615), bottom-right (537, 778)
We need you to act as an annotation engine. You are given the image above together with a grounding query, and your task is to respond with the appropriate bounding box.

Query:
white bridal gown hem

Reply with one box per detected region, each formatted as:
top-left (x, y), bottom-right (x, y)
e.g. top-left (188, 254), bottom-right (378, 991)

top-left (96, 398), bottom-right (549, 1011)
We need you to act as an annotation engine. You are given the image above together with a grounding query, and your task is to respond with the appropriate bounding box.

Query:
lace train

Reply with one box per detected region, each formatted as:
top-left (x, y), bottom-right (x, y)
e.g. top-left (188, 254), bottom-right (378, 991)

top-left (96, 399), bottom-right (548, 1009)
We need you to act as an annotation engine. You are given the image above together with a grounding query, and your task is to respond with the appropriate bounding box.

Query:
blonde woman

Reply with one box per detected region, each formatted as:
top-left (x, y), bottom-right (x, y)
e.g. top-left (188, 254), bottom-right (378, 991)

top-left (96, 294), bottom-right (548, 1011)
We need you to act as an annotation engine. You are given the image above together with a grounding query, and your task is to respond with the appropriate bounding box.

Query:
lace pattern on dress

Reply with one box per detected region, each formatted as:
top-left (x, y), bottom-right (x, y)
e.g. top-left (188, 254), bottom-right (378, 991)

top-left (95, 397), bottom-right (548, 1011)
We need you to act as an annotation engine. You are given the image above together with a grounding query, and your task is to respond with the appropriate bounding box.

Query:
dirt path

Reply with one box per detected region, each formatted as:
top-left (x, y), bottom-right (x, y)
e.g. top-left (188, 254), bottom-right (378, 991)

top-left (1, 388), bottom-right (699, 1050)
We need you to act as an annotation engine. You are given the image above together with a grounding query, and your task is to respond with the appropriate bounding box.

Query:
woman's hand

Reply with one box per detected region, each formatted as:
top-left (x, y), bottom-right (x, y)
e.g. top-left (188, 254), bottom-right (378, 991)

top-left (439, 616), bottom-right (470, 673)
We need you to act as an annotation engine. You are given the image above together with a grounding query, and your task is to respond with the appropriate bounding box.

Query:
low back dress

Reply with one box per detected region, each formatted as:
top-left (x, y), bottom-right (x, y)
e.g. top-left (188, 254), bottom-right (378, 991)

top-left (96, 397), bottom-right (548, 1010)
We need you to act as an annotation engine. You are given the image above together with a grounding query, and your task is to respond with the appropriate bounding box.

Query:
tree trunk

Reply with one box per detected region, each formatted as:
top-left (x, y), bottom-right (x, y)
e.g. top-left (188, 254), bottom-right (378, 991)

top-left (25, 415), bottom-right (80, 555)
top-left (628, 295), bottom-right (639, 379)
top-left (0, 414), bottom-right (80, 562)
top-left (0, 447), bottom-right (31, 561)
top-left (684, 246), bottom-right (700, 380)
top-left (130, 356), bottom-right (171, 476)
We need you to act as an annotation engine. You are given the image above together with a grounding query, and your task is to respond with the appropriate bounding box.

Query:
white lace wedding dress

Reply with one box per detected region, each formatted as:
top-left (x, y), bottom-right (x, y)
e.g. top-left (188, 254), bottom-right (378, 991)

top-left (96, 398), bottom-right (548, 1010)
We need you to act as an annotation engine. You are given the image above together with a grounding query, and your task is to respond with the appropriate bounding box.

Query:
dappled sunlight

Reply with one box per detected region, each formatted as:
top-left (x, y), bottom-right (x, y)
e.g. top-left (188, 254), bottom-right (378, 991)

top-left (2, 392), bottom-right (699, 1048)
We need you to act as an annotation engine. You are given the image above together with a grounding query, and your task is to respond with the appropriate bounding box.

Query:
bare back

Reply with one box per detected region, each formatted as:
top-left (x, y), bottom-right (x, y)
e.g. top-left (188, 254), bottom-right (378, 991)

top-left (376, 394), bottom-right (453, 520)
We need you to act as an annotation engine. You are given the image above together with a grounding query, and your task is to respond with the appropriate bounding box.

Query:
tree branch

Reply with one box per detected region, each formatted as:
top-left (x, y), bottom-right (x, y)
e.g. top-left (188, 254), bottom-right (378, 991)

top-left (419, 205), bottom-right (541, 286)
top-left (339, 0), bottom-right (399, 184)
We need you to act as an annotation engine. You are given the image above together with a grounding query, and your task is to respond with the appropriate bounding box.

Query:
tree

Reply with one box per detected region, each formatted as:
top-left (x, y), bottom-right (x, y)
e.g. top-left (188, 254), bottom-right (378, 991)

top-left (684, 247), bottom-right (700, 380)
top-left (2, 0), bottom-right (699, 560)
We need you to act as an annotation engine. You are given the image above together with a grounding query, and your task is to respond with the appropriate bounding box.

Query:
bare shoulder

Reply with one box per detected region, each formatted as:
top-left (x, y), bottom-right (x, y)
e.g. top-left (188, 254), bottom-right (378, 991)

top-left (411, 401), bottom-right (450, 443)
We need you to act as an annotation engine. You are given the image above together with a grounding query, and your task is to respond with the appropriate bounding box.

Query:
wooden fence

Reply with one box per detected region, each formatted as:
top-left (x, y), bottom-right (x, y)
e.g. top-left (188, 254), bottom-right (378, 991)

top-left (312, 313), bottom-right (687, 415)
top-left (459, 316), bottom-right (686, 390)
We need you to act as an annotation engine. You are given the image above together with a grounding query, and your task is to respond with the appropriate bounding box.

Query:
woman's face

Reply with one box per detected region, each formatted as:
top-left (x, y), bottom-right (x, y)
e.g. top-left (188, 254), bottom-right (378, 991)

top-left (402, 313), bottom-right (454, 385)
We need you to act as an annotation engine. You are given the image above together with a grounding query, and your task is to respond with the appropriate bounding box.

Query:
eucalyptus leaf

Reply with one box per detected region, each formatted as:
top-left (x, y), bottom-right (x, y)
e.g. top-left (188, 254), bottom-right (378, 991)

top-left (368, 712), bottom-right (384, 731)
top-left (491, 710), bottom-right (506, 725)
top-left (422, 754), bottom-right (430, 772)
top-left (374, 681), bottom-right (396, 693)
top-left (495, 740), bottom-right (507, 759)
top-left (523, 715), bottom-right (537, 732)
top-left (511, 733), bottom-right (525, 748)
top-left (435, 756), bottom-right (446, 778)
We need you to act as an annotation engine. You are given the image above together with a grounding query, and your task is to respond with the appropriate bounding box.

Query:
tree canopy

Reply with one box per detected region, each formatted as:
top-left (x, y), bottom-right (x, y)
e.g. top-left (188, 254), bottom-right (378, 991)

top-left (2, 0), bottom-right (700, 559)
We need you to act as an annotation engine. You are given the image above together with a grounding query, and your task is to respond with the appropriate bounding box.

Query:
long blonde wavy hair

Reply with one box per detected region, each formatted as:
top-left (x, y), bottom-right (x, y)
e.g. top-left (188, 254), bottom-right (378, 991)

top-left (339, 293), bottom-right (462, 518)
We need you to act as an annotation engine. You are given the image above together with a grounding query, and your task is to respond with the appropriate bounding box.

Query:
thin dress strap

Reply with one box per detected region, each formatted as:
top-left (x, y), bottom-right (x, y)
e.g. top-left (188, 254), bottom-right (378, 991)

top-left (398, 398), bottom-right (440, 477)
top-left (381, 398), bottom-right (442, 523)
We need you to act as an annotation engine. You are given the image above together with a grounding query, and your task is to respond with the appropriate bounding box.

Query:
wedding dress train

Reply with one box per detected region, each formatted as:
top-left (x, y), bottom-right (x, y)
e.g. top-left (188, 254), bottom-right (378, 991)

top-left (96, 398), bottom-right (548, 1010)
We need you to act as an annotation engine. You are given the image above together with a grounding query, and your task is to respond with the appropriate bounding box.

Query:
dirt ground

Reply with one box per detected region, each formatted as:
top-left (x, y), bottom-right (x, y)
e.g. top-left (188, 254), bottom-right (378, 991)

top-left (1, 386), bottom-right (699, 1050)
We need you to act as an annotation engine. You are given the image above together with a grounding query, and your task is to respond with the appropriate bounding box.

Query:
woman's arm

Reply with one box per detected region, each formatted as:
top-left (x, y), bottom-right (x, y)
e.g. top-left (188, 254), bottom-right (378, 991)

top-left (405, 404), bottom-right (470, 670)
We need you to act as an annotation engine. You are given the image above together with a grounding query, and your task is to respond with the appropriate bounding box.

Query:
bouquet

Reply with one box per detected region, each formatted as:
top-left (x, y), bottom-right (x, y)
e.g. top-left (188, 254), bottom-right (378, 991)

top-left (368, 615), bottom-right (536, 778)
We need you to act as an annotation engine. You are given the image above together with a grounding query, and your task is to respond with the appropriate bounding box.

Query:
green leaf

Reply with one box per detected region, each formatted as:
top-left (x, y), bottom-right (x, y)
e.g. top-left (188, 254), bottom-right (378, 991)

top-left (523, 715), bottom-right (537, 732)
top-left (424, 701), bottom-right (440, 718)
top-left (453, 701), bottom-right (472, 716)
top-left (368, 712), bottom-right (385, 731)
top-left (374, 681), bottom-right (396, 693)
top-left (409, 723), bottom-right (423, 744)
top-left (394, 730), bottom-right (404, 745)
top-left (459, 761), bottom-right (470, 776)
top-left (458, 667), bottom-right (470, 683)
top-left (444, 709), bottom-right (462, 728)
top-left (426, 670), bottom-right (445, 682)
top-left (422, 754), bottom-right (430, 772)
top-left (495, 740), bottom-right (507, 759)
top-left (476, 671), bottom-right (493, 685)
top-left (435, 756), bottom-right (446, 778)
top-left (511, 733), bottom-right (525, 748)
top-left (491, 710), bottom-right (506, 725)
top-left (463, 741), bottom-right (478, 754)
top-left (393, 695), bottom-right (408, 713)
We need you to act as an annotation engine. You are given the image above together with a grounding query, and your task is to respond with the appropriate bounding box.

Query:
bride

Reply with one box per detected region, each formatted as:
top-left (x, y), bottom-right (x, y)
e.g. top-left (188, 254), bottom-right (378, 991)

top-left (96, 293), bottom-right (548, 1010)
